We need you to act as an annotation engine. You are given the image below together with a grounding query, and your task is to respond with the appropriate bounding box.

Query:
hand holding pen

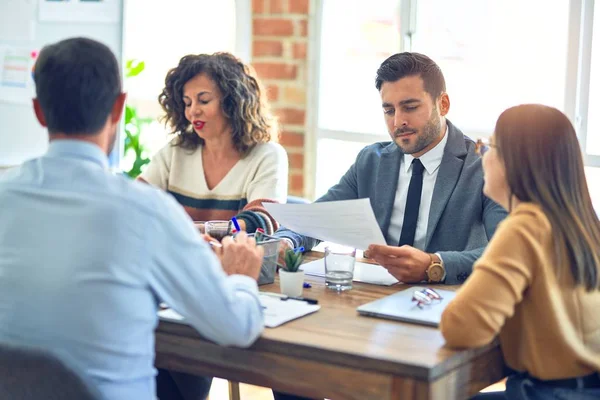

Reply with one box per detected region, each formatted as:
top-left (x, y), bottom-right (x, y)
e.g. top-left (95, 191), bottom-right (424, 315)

top-left (219, 231), bottom-right (264, 280)
top-left (204, 217), bottom-right (243, 250)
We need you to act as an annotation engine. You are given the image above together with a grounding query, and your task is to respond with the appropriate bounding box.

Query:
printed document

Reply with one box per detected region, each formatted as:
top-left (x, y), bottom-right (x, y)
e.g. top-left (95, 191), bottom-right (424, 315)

top-left (263, 199), bottom-right (386, 250)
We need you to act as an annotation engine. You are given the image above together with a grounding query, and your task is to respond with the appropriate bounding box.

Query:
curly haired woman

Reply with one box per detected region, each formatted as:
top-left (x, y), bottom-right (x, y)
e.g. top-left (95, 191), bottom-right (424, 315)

top-left (140, 52), bottom-right (288, 235)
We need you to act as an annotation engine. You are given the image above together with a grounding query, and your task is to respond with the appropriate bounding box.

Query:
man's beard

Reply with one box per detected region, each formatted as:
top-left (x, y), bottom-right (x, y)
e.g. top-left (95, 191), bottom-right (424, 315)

top-left (394, 109), bottom-right (442, 155)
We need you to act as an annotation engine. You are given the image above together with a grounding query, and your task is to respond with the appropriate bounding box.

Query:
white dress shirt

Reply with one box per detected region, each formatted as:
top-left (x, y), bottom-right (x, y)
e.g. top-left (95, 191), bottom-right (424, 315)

top-left (387, 126), bottom-right (449, 250)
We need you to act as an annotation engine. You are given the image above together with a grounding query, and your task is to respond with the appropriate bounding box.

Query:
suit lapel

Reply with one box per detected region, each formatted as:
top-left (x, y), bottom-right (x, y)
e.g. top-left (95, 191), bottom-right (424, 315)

top-left (425, 121), bottom-right (468, 249)
top-left (374, 143), bottom-right (401, 239)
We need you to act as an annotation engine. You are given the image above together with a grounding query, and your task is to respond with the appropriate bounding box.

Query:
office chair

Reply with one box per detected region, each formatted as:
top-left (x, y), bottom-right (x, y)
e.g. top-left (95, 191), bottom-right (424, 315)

top-left (0, 343), bottom-right (103, 400)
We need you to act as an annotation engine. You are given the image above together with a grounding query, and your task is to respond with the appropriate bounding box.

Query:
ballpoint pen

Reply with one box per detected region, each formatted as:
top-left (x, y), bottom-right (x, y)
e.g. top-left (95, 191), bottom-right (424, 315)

top-left (261, 292), bottom-right (318, 305)
top-left (231, 216), bottom-right (242, 233)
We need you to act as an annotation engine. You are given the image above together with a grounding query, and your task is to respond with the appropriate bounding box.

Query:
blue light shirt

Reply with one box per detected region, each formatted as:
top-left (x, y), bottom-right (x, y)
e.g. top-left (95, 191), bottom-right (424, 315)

top-left (0, 140), bottom-right (264, 400)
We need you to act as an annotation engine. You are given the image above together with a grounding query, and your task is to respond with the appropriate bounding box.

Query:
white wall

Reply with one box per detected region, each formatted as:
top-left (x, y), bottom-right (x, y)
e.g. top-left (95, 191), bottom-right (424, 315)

top-left (0, 1), bottom-right (123, 167)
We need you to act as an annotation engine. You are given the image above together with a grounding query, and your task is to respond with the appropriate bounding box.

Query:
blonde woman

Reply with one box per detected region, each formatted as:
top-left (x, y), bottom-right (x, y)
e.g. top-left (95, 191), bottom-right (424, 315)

top-left (440, 104), bottom-right (600, 399)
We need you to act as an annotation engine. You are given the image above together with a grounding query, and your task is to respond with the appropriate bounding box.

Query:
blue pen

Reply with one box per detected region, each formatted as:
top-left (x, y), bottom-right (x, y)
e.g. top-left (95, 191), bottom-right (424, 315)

top-left (294, 246), bottom-right (304, 254)
top-left (231, 216), bottom-right (242, 233)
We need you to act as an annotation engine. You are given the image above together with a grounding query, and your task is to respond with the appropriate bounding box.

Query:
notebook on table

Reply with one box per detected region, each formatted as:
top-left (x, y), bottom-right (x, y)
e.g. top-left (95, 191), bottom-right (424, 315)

top-left (158, 293), bottom-right (320, 329)
top-left (356, 286), bottom-right (457, 327)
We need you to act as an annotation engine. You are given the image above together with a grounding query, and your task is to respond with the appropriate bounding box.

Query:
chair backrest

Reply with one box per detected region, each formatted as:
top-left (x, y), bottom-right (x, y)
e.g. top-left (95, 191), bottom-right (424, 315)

top-left (0, 343), bottom-right (103, 400)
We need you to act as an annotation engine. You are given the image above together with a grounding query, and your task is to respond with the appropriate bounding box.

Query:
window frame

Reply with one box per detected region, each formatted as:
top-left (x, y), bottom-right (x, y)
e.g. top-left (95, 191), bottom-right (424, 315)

top-left (308, 0), bottom-right (600, 197)
top-left (115, 0), bottom-right (251, 167)
top-left (570, 0), bottom-right (599, 167)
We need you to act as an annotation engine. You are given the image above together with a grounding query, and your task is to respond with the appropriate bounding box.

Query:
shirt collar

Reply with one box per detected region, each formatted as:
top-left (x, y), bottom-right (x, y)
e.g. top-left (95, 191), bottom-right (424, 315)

top-left (46, 139), bottom-right (109, 170)
top-left (403, 124), bottom-right (449, 175)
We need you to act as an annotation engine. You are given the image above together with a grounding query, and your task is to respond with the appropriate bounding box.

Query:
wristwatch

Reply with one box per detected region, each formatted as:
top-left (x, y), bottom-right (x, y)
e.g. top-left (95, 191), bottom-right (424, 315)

top-left (426, 253), bottom-right (446, 283)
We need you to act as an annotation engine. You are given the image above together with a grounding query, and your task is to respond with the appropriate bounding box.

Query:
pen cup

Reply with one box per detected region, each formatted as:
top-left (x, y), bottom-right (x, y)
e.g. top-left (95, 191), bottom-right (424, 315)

top-left (247, 232), bottom-right (281, 286)
top-left (324, 245), bottom-right (356, 291)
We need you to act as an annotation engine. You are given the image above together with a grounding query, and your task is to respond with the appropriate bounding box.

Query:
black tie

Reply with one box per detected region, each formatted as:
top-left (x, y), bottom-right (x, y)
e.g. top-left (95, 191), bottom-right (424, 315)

top-left (398, 158), bottom-right (425, 247)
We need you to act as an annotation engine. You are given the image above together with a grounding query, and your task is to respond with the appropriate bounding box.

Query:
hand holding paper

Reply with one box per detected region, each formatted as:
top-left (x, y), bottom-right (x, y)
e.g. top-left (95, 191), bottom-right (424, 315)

top-left (263, 199), bottom-right (386, 250)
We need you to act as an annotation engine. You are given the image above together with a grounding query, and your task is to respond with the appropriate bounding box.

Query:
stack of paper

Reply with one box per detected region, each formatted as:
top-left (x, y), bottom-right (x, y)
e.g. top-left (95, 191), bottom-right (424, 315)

top-left (300, 258), bottom-right (399, 286)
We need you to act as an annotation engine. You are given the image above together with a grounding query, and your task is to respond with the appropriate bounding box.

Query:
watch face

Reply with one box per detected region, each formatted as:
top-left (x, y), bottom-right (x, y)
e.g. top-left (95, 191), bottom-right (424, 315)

top-left (428, 264), bottom-right (444, 282)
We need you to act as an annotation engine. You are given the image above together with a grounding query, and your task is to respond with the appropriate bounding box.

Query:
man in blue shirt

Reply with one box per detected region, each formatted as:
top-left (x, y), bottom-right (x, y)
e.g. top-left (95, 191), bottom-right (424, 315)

top-left (0, 37), bottom-right (265, 400)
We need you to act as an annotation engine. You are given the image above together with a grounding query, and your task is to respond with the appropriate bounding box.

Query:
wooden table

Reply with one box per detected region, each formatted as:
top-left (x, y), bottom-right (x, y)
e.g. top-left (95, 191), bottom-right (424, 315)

top-left (155, 252), bottom-right (506, 400)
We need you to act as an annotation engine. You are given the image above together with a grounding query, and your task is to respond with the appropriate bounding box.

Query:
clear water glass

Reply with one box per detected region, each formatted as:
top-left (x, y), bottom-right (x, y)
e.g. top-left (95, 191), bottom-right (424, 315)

top-left (193, 221), bottom-right (206, 234)
top-left (324, 246), bottom-right (356, 291)
top-left (205, 220), bottom-right (232, 241)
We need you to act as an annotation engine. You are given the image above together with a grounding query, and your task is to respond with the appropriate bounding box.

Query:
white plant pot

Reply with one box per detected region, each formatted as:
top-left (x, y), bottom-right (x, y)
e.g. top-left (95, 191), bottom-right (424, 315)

top-left (279, 269), bottom-right (305, 297)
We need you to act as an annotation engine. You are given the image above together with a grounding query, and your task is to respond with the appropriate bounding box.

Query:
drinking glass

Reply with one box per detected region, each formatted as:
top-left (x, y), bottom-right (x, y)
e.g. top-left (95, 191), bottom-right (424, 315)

top-left (204, 220), bottom-right (232, 241)
top-left (324, 245), bottom-right (356, 291)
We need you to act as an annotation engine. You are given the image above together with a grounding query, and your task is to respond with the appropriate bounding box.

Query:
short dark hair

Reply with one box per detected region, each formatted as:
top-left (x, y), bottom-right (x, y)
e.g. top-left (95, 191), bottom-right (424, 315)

top-left (34, 37), bottom-right (122, 135)
top-left (375, 52), bottom-right (446, 100)
top-left (158, 52), bottom-right (276, 155)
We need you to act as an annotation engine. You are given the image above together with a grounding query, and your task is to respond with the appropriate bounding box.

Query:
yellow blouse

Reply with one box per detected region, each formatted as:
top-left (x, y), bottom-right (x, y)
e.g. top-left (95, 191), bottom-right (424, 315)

top-left (440, 202), bottom-right (600, 380)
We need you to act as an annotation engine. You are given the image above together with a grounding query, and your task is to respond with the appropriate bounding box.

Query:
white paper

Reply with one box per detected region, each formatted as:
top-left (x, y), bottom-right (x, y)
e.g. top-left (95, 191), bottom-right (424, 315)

top-left (0, 46), bottom-right (38, 105)
top-left (158, 294), bottom-right (320, 329)
top-left (0, 0), bottom-right (36, 41)
top-left (258, 294), bottom-right (320, 328)
top-left (300, 258), bottom-right (399, 286)
top-left (39, 0), bottom-right (121, 23)
top-left (263, 199), bottom-right (386, 250)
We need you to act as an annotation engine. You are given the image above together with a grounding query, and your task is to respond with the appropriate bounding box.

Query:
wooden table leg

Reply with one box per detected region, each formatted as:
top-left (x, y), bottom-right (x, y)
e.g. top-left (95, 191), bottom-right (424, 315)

top-left (228, 381), bottom-right (241, 400)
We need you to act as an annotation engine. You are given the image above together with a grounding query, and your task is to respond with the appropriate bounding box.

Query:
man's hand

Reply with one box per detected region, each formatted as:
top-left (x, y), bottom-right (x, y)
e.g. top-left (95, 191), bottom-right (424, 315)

top-left (199, 233), bottom-right (222, 258)
top-left (218, 231), bottom-right (264, 281)
top-left (200, 233), bottom-right (218, 244)
top-left (366, 244), bottom-right (430, 283)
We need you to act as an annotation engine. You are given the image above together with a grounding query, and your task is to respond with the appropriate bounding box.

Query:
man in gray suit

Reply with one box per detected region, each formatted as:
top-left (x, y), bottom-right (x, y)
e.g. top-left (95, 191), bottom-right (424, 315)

top-left (275, 52), bottom-right (507, 290)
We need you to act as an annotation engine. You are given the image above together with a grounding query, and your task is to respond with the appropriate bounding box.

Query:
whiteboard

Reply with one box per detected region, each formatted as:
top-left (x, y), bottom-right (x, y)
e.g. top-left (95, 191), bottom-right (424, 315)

top-left (0, 0), bottom-right (123, 167)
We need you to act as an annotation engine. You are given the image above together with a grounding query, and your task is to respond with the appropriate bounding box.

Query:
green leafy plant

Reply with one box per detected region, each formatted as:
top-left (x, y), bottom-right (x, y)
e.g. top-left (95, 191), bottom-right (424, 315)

top-left (283, 248), bottom-right (304, 273)
top-left (123, 59), bottom-right (152, 178)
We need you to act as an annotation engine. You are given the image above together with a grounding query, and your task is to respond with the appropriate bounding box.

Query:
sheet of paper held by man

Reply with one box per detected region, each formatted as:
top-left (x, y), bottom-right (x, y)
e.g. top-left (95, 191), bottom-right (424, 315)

top-left (263, 199), bottom-right (387, 250)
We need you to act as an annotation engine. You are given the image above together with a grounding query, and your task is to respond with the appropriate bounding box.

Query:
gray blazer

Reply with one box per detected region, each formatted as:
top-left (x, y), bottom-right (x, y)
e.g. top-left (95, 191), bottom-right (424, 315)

top-left (276, 120), bottom-right (507, 284)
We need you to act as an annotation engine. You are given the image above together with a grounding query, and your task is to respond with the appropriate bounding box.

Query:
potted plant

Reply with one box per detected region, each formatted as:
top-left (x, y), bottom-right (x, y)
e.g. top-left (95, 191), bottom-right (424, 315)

top-left (279, 247), bottom-right (305, 297)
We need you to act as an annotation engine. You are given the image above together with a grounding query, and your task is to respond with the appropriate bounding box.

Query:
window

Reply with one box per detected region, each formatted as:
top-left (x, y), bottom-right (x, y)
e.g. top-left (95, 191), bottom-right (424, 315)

top-left (121, 0), bottom-right (245, 172)
top-left (311, 0), bottom-right (599, 204)
top-left (411, 0), bottom-right (569, 134)
top-left (585, 3), bottom-right (600, 156)
top-left (314, 0), bottom-right (400, 198)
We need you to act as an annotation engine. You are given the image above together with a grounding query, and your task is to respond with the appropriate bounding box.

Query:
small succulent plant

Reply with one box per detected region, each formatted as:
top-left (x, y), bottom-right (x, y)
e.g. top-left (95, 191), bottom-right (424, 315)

top-left (283, 247), bottom-right (304, 273)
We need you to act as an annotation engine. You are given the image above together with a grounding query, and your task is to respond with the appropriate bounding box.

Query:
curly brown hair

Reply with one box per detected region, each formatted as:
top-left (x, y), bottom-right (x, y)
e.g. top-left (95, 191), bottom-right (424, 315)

top-left (158, 52), bottom-right (277, 155)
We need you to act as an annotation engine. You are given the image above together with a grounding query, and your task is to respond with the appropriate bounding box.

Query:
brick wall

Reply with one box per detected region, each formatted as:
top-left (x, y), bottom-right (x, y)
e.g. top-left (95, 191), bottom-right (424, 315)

top-left (251, 0), bottom-right (310, 197)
